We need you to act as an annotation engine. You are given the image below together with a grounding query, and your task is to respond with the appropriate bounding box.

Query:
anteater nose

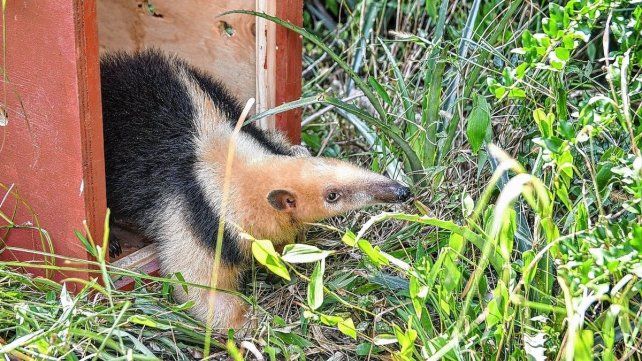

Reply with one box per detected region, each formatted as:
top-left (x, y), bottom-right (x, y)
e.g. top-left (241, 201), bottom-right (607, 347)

top-left (395, 186), bottom-right (412, 202)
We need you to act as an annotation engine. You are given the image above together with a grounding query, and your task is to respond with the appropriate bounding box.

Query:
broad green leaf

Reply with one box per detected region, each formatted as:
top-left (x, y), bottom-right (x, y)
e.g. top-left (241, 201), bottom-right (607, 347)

top-left (449, 233), bottom-right (465, 254)
top-left (486, 298), bottom-right (501, 328)
top-left (356, 342), bottom-right (376, 356)
top-left (252, 239), bottom-right (290, 281)
top-left (554, 47), bottom-right (570, 61)
top-left (357, 239), bottom-right (389, 267)
top-left (307, 260), bottom-right (325, 310)
top-left (342, 230), bottom-right (357, 247)
top-left (338, 318), bottom-right (357, 339)
top-left (393, 325), bottom-right (417, 355)
top-left (282, 244), bottom-right (333, 264)
top-left (466, 94), bottom-right (491, 154)
top-left (409, 275), bottom-right (428, 318)
top-left (533, 109), bottom-right (554, 138)
top-left (508, 87), bottom-right (526, 98)
top-left (319, 313), bottom-right (342, 326)
top-left (602, 306), bottom-right (619, 361)
top-left (494, 86), bottom-right (507, 99)
top-left (442, 251), bottom-right (462, 291)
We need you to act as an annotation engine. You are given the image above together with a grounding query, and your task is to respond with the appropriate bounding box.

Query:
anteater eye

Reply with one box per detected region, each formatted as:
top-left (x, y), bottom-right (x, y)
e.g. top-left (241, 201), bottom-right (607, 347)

top-left (325, 192), bottom-right (340, 203)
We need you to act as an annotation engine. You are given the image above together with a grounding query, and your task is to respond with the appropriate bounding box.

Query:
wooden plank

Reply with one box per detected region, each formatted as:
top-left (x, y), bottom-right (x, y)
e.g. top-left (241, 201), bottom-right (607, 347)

top-left (0, 0), bottom-right (106, 287)
top-left (111, 244), bottom-right (160, 291)
top-left (256, 0), bottom-right (303, 143)
top-left (255, 0), bottom-right (277, 130)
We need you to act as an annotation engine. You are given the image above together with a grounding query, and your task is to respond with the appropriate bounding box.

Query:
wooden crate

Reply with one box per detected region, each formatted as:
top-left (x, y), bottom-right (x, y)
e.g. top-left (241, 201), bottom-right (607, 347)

top-left (0, 0), bottom-right (302, 288)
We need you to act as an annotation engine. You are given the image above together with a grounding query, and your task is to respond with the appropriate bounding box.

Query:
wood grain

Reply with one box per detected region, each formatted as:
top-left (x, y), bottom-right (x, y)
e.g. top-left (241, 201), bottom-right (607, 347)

top-left (97, 0), bottom-right (257, 103)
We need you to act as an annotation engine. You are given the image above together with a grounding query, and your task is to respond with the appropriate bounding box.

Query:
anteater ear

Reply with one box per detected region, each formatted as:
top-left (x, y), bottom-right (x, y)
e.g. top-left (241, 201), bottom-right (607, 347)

top-left (267, 189), bottom-right (297, 211)
top-left (289, 145), bottom-right (311, 158)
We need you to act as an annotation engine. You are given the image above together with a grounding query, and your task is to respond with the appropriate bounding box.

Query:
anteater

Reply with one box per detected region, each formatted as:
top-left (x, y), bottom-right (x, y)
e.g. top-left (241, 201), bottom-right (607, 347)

top-left (100, 50), bottom-right (411, 330)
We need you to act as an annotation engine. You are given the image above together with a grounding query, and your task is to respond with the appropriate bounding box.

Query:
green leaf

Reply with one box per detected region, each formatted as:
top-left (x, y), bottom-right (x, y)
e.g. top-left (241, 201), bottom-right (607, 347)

top-left (319, 313), bottom-right (343, 326)
top-left (393, 324), bottom-right (417, 355)
top-left (554, 47), bottom-right (570, 61)
top-left (409, 275), bottom-right (428, 317)
top-left (356, 342), bottom-right (376, 356)
top-left (630, 225), bottom-right (642, 252)
top-left (174, 272), bottom-right (189, 293)
top-left (252, 239), bottom-right (290, 281)
top-left (379, 39), bottom-right (414, 124)
top-left (357, 212), bottom-right (504, 272)
top-left (338, 318), bottom-right (357, 339)
top-left (498, 209), bottom-right (516, 261)
top-left (425, 0), bottom-right (437, 18)
top-left (533, 109), bottom-right (554, 138)
top-left (247, 95), bottom-right (322, 125)
top-left (602, 306), bottom-right (618, 361)
top-left (574, 330), bottom-right (594, 361)
top-left (341, 230), bottom-right (357, 246)
top-left (75, 230), bottom-right (97, 258)
top-left (522, 250), bottom-right (536, 284)
top-left (357, 239), bottom-right (389, 267)
top-left (508, 87), bottom-right (526, 98)
top-left (442, 251), bottom-right (462, 291)
top-left (128, 315), bottom-right (172, 330)
top-left (282, 244), bottom-right (333, 264)
top-left (466, 94), bottom-right (491, 154)
top-left (307, 260), bottom-right (325, 310)
top-left (423, 58), bottom-right (446, 167)
top-left (373, 334), bottom-right (398, 346)
top-left (368, 76), bottom-right (392, 106)
top-left (486, 298), bottom-right (501, 328)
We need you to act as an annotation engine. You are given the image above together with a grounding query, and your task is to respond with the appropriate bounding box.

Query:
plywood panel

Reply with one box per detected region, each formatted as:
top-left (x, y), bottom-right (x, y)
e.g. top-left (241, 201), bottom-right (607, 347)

top-left (97, 0), bottom-right (256, 103)
top-left (255, 0), bottom-right (276, 130)
top-left (0, 0), bottom-right (106, 286)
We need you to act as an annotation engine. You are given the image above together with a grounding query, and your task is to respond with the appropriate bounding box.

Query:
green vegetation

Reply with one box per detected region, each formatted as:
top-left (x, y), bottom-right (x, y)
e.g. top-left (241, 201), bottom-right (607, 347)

top-left (2, 0), bottom-right (642, 359)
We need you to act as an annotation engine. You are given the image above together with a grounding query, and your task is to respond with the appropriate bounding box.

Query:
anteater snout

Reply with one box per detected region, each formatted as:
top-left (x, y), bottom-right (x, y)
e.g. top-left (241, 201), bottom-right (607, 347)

top-left (394, 185), bottom-right (412, 202)
top-left (373, 182), bottom-right (412, 203)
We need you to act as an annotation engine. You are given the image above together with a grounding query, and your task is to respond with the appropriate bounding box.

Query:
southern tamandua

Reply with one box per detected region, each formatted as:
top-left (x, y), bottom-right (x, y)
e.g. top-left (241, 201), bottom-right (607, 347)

top-left (101, 50), bottom-right (411, 329)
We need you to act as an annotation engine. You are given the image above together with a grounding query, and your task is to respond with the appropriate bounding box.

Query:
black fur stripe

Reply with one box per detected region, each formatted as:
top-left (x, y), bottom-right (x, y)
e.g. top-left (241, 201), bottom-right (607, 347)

top-left (185, 67), bottom-right (290, 155)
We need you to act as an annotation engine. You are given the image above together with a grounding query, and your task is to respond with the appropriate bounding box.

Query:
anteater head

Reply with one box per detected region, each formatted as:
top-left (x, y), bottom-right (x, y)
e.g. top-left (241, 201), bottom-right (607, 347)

top-left (264, 157), bottom-right (411, 223)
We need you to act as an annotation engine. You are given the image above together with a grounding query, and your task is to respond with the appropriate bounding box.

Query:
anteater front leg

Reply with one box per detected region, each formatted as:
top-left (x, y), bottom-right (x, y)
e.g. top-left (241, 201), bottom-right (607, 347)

top-left (153, 208), bottom-right (249, 330)
top-left (158, 240), bottom-right (249, 329)
top-left (172, 264), bottom-right (249, 330)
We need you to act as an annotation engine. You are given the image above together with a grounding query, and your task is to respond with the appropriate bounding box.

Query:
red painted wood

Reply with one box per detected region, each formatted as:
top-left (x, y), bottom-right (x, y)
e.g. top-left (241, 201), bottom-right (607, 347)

top-left (0, 0), bottom-right (106, 287)
top-left (275, 0), bottom-right (303, 144)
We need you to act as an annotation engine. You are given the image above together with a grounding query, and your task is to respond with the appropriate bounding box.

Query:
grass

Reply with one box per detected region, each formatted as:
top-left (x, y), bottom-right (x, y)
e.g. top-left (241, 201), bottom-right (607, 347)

top-left (2, 0), bottom-right (642, 359)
